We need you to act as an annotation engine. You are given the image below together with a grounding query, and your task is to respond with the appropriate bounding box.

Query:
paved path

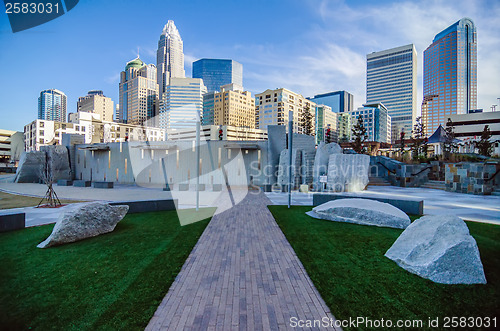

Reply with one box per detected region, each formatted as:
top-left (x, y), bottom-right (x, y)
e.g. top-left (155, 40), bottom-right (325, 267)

top-left (147, 190), bottom-right (337, 330)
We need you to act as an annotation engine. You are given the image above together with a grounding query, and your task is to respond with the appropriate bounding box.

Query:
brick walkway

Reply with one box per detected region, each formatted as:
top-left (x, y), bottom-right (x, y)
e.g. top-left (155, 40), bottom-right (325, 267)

top-left (147, 190), bottom-right (338, 330)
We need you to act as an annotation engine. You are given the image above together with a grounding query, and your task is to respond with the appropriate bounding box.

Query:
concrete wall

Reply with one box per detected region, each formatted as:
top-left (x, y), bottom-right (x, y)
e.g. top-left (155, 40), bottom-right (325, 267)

top-left (73, 140), bottom-right (271, 187)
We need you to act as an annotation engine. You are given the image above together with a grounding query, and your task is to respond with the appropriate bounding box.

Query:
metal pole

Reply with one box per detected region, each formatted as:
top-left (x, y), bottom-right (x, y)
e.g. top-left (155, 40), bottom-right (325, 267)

top-left (196, 120), bottom-right (200, 211)
top-left (288, 110), bottom-right (293, 209)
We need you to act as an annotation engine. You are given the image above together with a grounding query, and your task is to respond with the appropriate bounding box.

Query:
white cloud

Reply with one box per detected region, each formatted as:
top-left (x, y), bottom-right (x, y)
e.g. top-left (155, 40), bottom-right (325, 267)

top-left (239, 0), bottom-right (500, 112)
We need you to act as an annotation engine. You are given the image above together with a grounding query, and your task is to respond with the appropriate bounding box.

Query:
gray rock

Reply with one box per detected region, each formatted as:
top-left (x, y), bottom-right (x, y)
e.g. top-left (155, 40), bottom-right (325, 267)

top-left (327, 154), bottom-right (369, 192)
top-left (385, 215), bottom-right (486, 284)
top-left (308, 198), bottom-right (410, 229)
top-left (37, 202), bottom-right (129, 248)
top-left (14, 151), bottom-right (46, 183)
top-left (312, 142), bottom-right (342, 190)
top-left (41, 145), bottom-right (72, 181)
top-left (277, 149), bottom-right (302, 188)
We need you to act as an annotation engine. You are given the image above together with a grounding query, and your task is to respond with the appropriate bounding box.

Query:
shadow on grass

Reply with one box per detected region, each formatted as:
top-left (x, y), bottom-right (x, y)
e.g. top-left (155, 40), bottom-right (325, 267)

top-left (0, 209), bottom-right (210, 330)
top-left (269, 205), bottom-right (500, 330)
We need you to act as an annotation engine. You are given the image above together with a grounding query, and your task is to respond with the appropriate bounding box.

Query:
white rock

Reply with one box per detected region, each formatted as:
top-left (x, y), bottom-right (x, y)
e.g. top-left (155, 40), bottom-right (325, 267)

top-left (327, 154), bottom-right (369, 192)
top-left (307, 198), bottom-right (410, 229)
top-left (385, 215), bottom-right (486, 284)
top-left (37, 202), bottom-right (129, 248)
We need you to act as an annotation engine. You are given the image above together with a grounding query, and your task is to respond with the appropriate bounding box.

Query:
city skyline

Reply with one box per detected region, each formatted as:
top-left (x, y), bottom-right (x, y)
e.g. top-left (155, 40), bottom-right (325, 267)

top-left (1, 0), bottom-right (499, 131)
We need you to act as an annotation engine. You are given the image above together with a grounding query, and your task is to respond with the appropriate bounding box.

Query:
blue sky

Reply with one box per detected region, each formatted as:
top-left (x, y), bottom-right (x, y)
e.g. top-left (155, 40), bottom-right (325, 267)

top-left (1, 0), bottom-right (499, 131)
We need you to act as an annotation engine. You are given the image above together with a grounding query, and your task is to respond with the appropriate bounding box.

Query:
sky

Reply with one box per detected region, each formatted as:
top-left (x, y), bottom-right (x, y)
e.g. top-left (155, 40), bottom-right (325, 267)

top-left (0, 0), bottom-right (499, 131)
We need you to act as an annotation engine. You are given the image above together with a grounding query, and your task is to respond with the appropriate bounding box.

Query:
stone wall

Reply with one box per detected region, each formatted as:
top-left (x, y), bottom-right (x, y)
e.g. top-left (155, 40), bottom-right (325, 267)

top-left (445, 162), bottom-right (500, 195)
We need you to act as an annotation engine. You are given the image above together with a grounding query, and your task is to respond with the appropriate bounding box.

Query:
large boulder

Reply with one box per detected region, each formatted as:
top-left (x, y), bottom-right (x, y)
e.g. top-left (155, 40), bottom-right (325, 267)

top-left (14, 151), bottom-right (46, 183)
top-left (277, 149), bottom-right (302, 188)
top-left (307, 198), bottom-right (410, 229)
top-left (37, 202), bottom-right (129, 248)
top-left (327, 154), bottom-right (369, 192)
top-left (312, 142), bottom-right (342, 190)
top-left (385, 215), bottom-right (486, 284)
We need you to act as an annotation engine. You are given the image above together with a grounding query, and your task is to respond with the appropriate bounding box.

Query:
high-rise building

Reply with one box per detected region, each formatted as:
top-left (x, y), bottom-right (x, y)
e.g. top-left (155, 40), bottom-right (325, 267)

top-left (348, 103), bottom-right (391, 144)
top-left (202, 92), bottom-right (216, 125)
top-left (38, 89), bottom-right (67, 122)
top-left (192, 59), bottom-right (243, 93)
top-left (255, 88), bottom-right (316, 134)
top-left (157, 20), bottom-right (185, 95)
top-left (337, 113), bottom-right (352, 142)
top-left (118, 57), bottom-right (159, 125)
top-left (422, 18), bottom-right (477, 137)
top-left (77, 90), bottom-right (114, 122)
top-left (366, 44), bottom-right (417, 143)
top-left (309, 90), bottom-right (353, 113)
top-left (315, 105), bottom-right (337, 144)
top-left (211, 84), bottom-right (255, 128)
top-left (159, 77), bottom-right (207, 132)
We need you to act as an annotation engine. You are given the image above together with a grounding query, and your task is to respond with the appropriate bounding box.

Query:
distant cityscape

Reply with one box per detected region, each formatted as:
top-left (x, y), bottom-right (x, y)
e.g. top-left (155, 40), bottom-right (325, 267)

top-left (1, 17), bottom-right (499, 165)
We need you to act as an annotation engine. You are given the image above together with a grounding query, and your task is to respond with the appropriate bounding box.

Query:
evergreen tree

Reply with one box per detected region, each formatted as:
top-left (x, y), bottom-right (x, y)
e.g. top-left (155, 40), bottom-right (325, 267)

top-left (351, 114), bottom-right (367, 154)
top-left (411, 116), bottom-right (427, 160)
top-left (443, 118), bottom-right (457, 159)
top-left (301, 106), bottom-right (314, 136)
top-left (476, 125), bottom-right (493, 157)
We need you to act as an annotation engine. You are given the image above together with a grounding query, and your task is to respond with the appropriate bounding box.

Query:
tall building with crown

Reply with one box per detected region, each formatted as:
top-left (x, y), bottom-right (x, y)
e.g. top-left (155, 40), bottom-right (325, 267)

top-left (118, 57), bottom-right (159, 126)
top-left (422, 18), bottom-right (477, 136)
top-left (157, 20), bottom-right (185, 95)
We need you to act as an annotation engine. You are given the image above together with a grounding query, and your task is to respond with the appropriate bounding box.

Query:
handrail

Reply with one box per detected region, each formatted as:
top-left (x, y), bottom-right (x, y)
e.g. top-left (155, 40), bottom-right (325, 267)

top-left (485, 168), bottom-right (500, 182)
top-left (376, 162), bottom-right (396, 174)
top-left (411, 166), bottom-right (432, 177)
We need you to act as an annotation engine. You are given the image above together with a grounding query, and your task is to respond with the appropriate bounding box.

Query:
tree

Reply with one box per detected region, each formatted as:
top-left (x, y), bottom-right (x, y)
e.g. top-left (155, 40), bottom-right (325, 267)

top-left (411, 116), bottom-right (427, 160)
top-left (351, 114), bottom-right (367, 154)
top-left (476, 125), bottom-right (493, 157)
top-left (399, 129), bottom-right (405, 156)
top-left (301, 105), bottom-right (314, 136)
top-left (37, 160), bottom-right (61, 208)
top-left (443, 118), bottom-right (458, 159)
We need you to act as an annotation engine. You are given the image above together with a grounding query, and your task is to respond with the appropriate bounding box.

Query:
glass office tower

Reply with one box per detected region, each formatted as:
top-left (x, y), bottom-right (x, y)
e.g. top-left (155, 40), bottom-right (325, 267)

top-left (422, 18), bottom-right (477, 136)
top-left (38, 89), bottom-right (67, 122)
top-left (192, 59), bottom-right (243, 93)
top-left (309, 90), bottom-right (353, 113)
top-left (366, 44), bottom-right (417, 143)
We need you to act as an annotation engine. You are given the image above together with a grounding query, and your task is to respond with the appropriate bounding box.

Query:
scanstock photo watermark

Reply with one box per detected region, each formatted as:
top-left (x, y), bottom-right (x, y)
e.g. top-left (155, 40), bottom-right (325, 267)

top-left (3, 0), bottom-right (79, 32)
top-left (289, 316), bottom-right (498, 329)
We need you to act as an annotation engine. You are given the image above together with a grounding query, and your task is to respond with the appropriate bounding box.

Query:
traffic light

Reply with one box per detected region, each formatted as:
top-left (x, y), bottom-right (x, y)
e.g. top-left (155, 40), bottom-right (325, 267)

top-left (218, 129), bottom-right (223, 140)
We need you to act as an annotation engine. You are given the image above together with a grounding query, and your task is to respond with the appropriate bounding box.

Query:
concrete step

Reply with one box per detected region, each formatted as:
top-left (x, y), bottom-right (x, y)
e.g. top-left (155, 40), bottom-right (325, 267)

top-left (421, 180), bottom-right (446, 191)
top-left (368, 177), bottom-right (391, 186)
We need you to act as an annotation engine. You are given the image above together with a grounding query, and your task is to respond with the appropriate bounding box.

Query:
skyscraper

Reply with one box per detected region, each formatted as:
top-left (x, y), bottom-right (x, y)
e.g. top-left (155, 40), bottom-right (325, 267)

top-left (38, 89), bottom-right (67, 122)
top-left (118, 57), bottom-right (159, 125)
top-left (77, 90), bottom-right (114, 122)
top-left (157, 20), bottom-right (185, 95)
top-left (366, 44), bottom-right (417, 143)
top-left (159, 77), bottom-right (207, 132)
top-left (192, 59), bottom-right (243, 93)
top-left (309, 90), bottom-right (353, 113)
top-left (422, 18), bottom-right (477, 137)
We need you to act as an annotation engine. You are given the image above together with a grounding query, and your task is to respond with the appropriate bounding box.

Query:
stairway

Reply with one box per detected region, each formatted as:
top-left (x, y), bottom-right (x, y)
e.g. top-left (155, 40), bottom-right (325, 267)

top-left (421, 180), bottom-right (446, 191)
top-left (368, 176), bottom-right (391, 186)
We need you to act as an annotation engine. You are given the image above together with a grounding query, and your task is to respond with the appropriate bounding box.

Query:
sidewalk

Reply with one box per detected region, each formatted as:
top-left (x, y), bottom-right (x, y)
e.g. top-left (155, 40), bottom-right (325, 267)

top-left (147, 191), bottom-right (338, 330)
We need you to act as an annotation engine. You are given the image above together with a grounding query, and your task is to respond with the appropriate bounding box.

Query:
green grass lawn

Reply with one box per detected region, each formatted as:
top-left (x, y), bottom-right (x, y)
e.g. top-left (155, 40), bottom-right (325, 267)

top-left (0, 210), bottom-right (211, 330)
top-left (269, 206), bottom-right (500, 330)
